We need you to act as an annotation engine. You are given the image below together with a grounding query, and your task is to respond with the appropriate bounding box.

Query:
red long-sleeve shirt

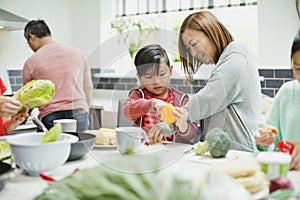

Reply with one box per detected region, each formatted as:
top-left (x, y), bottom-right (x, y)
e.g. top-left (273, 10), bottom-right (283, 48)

top-left (123, 87), bottom-right (197, 144)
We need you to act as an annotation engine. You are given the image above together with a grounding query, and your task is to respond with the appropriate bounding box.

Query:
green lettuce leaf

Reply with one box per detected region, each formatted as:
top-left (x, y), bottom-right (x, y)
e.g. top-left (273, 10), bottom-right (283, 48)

top-left (41, 123), bottom-right (62, 143)
top-left (14, 79), bottom-right (55, 109)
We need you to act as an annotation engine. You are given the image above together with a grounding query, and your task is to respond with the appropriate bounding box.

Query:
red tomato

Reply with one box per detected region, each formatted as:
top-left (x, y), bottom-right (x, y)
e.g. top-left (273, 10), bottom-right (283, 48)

top-left (276, 140), bottom-right (294, 154)
top-left (271, 127), bottom-right (278, 134)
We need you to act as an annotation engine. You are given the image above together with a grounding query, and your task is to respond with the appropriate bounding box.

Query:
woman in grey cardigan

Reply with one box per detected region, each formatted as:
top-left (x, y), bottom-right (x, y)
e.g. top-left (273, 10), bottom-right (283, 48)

top-left (178, 11), bottom-right (261, 152)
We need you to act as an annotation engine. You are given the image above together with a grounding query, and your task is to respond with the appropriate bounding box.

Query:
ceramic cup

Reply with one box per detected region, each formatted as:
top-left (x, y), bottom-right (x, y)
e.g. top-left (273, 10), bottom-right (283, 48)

top-left (115, 127), bottom-right (147, 155)
top-left (53, 119), bottom-right (77, 132)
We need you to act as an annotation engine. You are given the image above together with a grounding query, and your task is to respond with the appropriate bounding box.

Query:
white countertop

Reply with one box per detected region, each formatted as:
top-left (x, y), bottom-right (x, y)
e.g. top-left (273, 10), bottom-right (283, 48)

top-left (2, 144), bottom-right (300, 200)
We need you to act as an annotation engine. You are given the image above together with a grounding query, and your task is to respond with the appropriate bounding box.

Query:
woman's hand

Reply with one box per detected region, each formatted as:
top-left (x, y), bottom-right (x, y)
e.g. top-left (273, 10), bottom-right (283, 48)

top-left (151, 99), bottom-right (166, 113)
top-left (172, 107), bottom-right (189, 133)
top-left (0, 96), bottom-right (22, 117)
top-left (4, 106), bottom-right (29, 133)
top-left (255, 125), bottom-right (277, 146)
top-left (148, 124), bottom-right (164, 144)
top-left (290, 142), bottom-right (300, 170)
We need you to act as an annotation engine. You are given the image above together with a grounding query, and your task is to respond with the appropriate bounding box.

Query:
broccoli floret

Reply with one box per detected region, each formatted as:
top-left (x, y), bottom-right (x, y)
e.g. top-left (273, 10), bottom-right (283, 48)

top-left (205, 128), bottom-right (231, 158)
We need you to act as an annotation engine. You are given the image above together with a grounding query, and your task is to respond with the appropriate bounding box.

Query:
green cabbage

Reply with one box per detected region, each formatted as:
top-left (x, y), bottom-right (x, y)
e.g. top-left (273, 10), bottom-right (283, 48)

top-left (14, 79), bottom-right (55, 109)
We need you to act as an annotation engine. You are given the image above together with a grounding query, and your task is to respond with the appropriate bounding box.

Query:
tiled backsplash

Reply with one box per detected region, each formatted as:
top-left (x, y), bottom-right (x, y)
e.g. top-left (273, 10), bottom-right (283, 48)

top-left (8, 68), bottom-right (293, 97)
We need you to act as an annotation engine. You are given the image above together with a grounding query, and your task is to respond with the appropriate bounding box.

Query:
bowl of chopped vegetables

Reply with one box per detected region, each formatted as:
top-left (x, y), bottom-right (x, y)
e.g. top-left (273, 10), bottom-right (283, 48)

top-left (6, 132), bottom-right (78, 176)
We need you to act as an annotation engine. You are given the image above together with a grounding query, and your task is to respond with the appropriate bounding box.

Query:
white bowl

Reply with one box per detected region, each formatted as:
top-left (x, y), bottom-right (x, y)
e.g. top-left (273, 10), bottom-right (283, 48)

top-left (7, 132), bottom-right (78, 176)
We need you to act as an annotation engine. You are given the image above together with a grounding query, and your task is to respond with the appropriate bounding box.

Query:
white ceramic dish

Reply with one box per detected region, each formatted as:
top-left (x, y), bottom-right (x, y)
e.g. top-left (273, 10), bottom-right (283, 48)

top-left (7, 132), bottom-right (78, 176)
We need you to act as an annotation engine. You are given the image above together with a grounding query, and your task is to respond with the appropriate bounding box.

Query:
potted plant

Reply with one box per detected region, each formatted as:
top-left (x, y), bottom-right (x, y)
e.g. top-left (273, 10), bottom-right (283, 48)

top-left (111, 17), bottom-right (158, 58)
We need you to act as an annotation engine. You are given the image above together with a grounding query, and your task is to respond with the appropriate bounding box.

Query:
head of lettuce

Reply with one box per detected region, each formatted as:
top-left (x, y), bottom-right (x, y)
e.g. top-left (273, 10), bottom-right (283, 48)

top-left (14, 80), bottom-right (55, 110)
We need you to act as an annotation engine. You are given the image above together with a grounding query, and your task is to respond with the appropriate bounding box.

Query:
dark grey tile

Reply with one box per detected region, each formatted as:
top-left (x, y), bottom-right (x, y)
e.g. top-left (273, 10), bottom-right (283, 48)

top-left (275, 69), bottom-right (292, 79)
top-left (126, 84), bottom-right (137, 90)
top-left (9, 78), bottom-right (16, 84)
top-left (16, 77), bottom-right (23, 84)
top-left (120, 78), bottom-right (137, 83)
top-left (11, 85), bottom-right (22, 92)
top-left (8, 70), bottom-right (22, 76)
top-left (110, 78), bottom-right (120, 83)
top-left (104, 83), bottom-right (114, 89)
top-left (92, 77), bottom-right (100, 82)
top-left (178, 86), bottom-right (191, 94)
top-left (171, 79), bottom-right (183, 85)
top-left (260, 80), bottom-right (265, 88)
top-left (261, 89), bottom-right (275, 97)
top-left (114, 84), bottom-right (126, 90)
top-left (259, 69), bottom-right (274, 78)
top-left (96, 83), bottom-right (104, 89)
top-left (91, 68), bottom-right (100, 74)
top-left (192, 86), bottom-right (202, 93)
top-left (284, 79), bottom-right (293, 83)
top-left (265, 79), bottom-right (284, 89)
top-left (99, 78), bottom-right (110, 82)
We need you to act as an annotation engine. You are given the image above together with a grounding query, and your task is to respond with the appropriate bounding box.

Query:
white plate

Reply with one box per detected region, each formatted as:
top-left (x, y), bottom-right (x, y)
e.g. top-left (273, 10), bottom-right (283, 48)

top-left (252, 186), bottom-right (269, 200)
top-left (93, 144), bottom-right (117, 149)
top-left (185, 150), bottom-right (254, 165)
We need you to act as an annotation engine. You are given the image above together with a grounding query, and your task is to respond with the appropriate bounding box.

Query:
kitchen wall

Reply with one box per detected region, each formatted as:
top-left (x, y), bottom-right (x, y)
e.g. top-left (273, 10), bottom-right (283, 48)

top-left (0, 0), bottom-right (100, 70)
top-left (1, 0), bottom-right (299, 98)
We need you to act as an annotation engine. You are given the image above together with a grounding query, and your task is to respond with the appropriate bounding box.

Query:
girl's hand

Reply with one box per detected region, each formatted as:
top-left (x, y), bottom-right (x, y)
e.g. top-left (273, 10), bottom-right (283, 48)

top-left (0, 96), bottom-right (22, 117)
top-left (4, 106), bottom-right (29, 133)
top-left (172, 107), bottom-right (189, 133)
top-left (151, 99), bottom-right (166, 114)
top-left (290, 142), bottom-right (300, 170)
top-left (255, 125), bottom-right (277, 146)
top-left (148, 124), bottom-right (164, 144)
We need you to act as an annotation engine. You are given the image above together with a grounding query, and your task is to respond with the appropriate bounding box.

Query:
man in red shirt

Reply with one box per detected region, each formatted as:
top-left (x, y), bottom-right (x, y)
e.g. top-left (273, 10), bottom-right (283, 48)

top-left (0, 78), bottom-right (28, 136)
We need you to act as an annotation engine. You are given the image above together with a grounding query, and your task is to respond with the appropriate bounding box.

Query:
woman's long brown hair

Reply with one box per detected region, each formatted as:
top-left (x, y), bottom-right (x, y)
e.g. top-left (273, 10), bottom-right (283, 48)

top-left (178, 11), bottom-right (234, 82)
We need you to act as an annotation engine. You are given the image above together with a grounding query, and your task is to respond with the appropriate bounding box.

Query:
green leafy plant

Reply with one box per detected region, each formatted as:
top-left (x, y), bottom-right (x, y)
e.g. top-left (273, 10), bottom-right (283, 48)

top-left (111, 17), bottom-right (158, 58)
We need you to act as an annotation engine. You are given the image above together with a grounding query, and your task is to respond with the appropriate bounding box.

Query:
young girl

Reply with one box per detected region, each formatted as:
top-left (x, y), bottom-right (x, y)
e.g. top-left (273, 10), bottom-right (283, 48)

top-left (123, 44), bottom-right (197, 144)
top-left (256, 29), bottom-right (300, 170)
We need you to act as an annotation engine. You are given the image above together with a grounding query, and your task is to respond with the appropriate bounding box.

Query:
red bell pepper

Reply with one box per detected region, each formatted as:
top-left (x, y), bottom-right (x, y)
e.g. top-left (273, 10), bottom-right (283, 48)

top-left (39, 172), bottom-right (56, 182)
top-left (276, 140), bottom-right (295, 154)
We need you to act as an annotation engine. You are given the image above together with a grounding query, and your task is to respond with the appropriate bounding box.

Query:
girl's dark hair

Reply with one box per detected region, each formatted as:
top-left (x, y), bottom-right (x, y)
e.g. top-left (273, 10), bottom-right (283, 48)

top-left (24, 20), bottom-right (51, 41)
top-left (134, 44), bottom-right (170, 77)
top-left (291, 29), bottom-right (300, 59)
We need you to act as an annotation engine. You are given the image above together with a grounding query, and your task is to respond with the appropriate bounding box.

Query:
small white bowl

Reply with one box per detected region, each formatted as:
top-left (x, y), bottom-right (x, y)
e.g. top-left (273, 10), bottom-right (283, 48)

top-left (7, 132), bottom-right (78, 176)
top-left (256, 152), bottom-right (291, 180)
